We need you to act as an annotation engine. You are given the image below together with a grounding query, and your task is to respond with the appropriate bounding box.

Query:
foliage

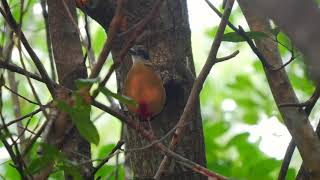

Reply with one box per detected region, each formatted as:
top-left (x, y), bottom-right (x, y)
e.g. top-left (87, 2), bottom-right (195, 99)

top-left (0, 0), bottom-right (315, 179)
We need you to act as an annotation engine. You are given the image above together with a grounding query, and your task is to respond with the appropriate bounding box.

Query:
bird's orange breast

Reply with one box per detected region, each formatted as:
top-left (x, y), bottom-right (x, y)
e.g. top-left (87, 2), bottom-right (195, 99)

top-left (124, 61), bottom-right (166, 119)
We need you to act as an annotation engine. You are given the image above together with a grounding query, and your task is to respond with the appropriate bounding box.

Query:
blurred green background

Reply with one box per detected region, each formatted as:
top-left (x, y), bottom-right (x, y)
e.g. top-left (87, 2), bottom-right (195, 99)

top-left (1, 0), bottom-right (318, 179)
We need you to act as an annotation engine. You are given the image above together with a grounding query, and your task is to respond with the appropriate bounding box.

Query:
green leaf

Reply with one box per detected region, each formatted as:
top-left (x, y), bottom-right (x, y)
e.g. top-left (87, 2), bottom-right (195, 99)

top-left (58, 164), bottom-right (82, 180)
top-left (56, 93), bottom-right (100, 145)
top-left (75, 78), bottom-right (100, 89)
top-left (250, 158), bottom-right (280, 175)
top-left (93, 28), bottom-right (107, 53)
top-left (97, 144), bottom-right (116, 159)
top-left (286, 168), bottom-right (296, 180)
top-left (226, 133), bottom-right (250, 148)
top-left (222, 31), bottom-right (268, 42)
top-left (95, 165), bottom-right (115, 179)
top-left (243, 111), bottom-right (259, 125)
top-left (100, 87), bottom-right (138, 106)
top-left (204, 121), bottom-right (230, 138)
top-left (27, 144), bottom-right (60, 174)
top-left (28, 158), bottom-right (53, 174)
top-left (3, 160), bottom-right (20, 179)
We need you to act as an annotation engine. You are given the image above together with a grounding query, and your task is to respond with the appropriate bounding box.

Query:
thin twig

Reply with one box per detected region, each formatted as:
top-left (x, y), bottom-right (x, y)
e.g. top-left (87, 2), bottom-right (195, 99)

top-left (272, 56), bottom-right (296, 71)
top-left (3, 84), bottom-right (39, 105)
top-left (14, 115), bottom-right (32, 144)
top-left (204, 0), bottom-right (273, 69)
top-left (1, 3), bottom-right (27, 171)
top-left (88, 0), bottom-right (125, 79)
top-left (0, 114), bottom-right (27, 178)
top-left (1, 0), bottom-right (55, 97)
top-left (278, 84), bottom-right (320, 180)
top-left (92, 101), bottom-right (227, 180)
top-left (17, 124), bottom-right (37, 136)
top-left (84, 14), bottom-right (95, 68)
top-left (216, 50), bottom-right (239, 63)
top-left (21, 119), bottom-right (49, 157)
top-left (269, 39), bottom-right (298, 71)
top-left (40, 0), bottom-right (56, 82)
top-left (115, 122), bottom-right (124, 180)
top-left (0, 106), bottom-right (45, 131)
top-left (154, 1), bottom-right (235, 179)
top-left (16, 35), bottom-right (50, 158)
top-left (0, 60), bottom-right (45, 83)
top-left (1, 15), bottom-right (27, 151)
top-left (91, 0), bottom-right (166, 99)
top-left (125, 121), bottom-right (191, 153)
top-left (17, 38), bottom-right (49, 120)
top-left (89, 141), bottom-right (124, 178)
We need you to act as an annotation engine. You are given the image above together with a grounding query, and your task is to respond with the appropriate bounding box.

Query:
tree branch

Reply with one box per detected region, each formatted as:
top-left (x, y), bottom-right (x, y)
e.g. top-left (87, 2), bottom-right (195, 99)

top-left (278, 84), bottom-right (320, 180)
top-left (40, 0), bottom-right (56, 82)
top-left (0, 61), bottom-right (44, 83)
top-left (91, 0), bottom-right (165, 99)
top-left (1, 0), bottom-right (55, 97)
top-left (88, 0), bottom-right (124, 79)
top-left (89, 140), bottom-right (124, 178)
top-left (237, 0), bottom-right (320, 179)
top-left (92, 101), bottom-right (227, 180)
top-left (3, 84), bottom-right (39, 105)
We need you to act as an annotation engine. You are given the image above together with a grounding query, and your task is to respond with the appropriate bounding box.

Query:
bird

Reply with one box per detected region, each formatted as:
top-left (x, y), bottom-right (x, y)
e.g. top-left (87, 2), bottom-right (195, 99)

top-left (124, 47), bottom-right (166, 121)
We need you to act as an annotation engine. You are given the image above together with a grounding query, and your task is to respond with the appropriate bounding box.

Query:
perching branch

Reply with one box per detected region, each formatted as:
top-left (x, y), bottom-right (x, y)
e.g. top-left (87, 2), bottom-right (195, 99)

top-left (89, 140), bottom-right (124, 178)
top-left (92, 101), bottom-right (227, 180)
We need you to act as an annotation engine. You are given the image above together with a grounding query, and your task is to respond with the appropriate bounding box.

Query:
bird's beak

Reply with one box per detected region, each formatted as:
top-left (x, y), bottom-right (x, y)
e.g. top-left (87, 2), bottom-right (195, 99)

top-left (128, 48), bottom-right (136, 55)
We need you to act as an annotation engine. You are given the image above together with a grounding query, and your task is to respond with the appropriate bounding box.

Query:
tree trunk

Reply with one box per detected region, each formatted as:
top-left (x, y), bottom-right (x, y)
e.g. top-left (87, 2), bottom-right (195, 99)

top-left (238, 0), bottom-right (320, 179)
top-left (47, 0), bottom-right (92, 178)
top-left (111, 1), bottom-right (207, 179)
top-left (78, 0), bottom-right (207, 179)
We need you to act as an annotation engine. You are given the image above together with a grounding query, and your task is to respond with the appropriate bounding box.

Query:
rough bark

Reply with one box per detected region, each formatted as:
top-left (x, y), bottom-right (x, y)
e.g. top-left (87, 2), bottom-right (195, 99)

top-left (113, 1), bottom-right (206, 179)
top-left (78, 0), bottom-right (207, 179)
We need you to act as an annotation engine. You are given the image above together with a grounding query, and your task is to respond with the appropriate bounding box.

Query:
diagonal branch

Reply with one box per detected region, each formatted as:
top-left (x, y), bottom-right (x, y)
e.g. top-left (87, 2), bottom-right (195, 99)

top-left (1, 0), bottom-right (55, 97)
top-left (92, 100), bottom-right (227, 180)
top-left (278, 84), bottom-right (320, 180)
top-left (204, 0), bottom-right (273, 69)
top-left (3, 84), bottom-right (39, 105)
top-left (237, 0), bottom-right (320, 179)
top-left (40, 0), bottom-right (56, 82)
top-left (154, 0), bottom-right (235, 178)
top-left (0, 106), bottom-right (45, 131)
top-left (89, 140), bottom-right (124, 178)
top-left (91, 0), bottom-right (166, 99)
top-left (0, 61), bottom-right (44, 83)
top-left (88, 0), bottom-right (125, 79)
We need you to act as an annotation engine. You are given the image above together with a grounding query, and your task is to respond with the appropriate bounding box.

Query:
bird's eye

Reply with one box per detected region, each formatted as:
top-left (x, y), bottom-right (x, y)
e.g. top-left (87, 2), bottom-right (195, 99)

top-left (137, 49), bottom-right (150, 60)
top-left (142, 52), bottom-right (150, 60)
top-left (129, 48), bottom-right (150, 60)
